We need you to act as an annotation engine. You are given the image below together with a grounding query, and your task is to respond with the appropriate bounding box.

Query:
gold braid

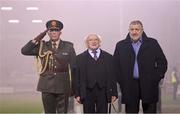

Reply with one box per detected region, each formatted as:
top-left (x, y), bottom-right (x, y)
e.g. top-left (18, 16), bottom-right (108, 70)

top-left (68, 64), bottom-right (72, 88)
top-left (37, 41), bottom-right (52, 75)
top-left (68, 64), bottom-right (73, 96)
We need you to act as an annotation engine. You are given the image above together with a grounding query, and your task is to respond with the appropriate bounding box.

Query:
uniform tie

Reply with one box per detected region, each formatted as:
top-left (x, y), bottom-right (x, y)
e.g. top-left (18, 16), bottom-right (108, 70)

top-left (52, 42), bottom-right (57, 50)
top-left (92, 50), bottom-right (98, 61)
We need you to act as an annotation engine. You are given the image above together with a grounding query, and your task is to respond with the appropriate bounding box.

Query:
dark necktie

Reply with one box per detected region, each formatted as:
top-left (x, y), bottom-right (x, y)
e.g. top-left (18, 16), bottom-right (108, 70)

top-left (52, 42), bottom-right (57, 50)
top-left (92, 50), bottom-right (98, 61)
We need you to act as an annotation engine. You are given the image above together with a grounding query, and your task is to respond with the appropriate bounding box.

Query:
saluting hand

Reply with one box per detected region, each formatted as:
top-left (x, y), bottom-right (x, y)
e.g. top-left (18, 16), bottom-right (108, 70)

top-left (34, 29), bottom-right (49, 42)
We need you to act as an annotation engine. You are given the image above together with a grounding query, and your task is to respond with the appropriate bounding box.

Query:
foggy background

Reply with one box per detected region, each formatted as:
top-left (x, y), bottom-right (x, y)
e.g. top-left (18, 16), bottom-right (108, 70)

top-left (0, 0), bottom-right (180, 113)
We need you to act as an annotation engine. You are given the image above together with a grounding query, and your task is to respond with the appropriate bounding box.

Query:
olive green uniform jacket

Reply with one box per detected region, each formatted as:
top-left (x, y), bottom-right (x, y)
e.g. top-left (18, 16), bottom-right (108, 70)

top-left (21, 40), bottom-right (76, 94)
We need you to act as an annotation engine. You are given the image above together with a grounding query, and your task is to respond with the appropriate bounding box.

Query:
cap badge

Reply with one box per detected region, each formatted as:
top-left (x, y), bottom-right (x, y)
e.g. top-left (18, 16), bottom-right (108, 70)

top-left (51, 21), bottom-right (57, 27)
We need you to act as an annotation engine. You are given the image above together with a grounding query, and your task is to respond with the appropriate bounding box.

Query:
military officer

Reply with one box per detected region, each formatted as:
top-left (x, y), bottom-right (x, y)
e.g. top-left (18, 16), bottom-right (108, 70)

top-left (21, 19), bottom-right (76, 113)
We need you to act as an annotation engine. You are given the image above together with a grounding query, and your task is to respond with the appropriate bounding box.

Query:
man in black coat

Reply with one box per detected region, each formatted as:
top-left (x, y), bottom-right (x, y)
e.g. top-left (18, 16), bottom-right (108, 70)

top-left (21, 20), bottom-right (76, 113)
top-left (113, 20), bottom-right (167, 114)
top-left (74, 33), bottom-right (117, 113)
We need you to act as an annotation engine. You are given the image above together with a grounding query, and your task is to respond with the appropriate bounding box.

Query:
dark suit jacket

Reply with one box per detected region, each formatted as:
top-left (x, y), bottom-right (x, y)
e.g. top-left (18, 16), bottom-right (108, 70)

top-left (74, 49), bottom-right (118, 102)
top-left (113, 32), bottom-right (167, 104)
top-left (21, 40), bottom-right (76, 94)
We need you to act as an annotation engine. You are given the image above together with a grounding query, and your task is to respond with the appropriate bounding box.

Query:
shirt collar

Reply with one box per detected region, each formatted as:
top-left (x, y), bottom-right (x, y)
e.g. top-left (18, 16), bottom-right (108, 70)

top-left (51, 39), bottom-right (60, 48)
top-left (88, 48), bottom-right (101, 58)
top-left (131, 37), bottom-right (143, 44)
top-left (88, 48), bottom-right (100, 53)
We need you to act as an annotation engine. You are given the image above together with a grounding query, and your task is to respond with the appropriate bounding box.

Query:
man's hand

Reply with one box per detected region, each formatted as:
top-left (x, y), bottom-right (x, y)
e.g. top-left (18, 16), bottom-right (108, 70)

top-left (75, 96), bottom-right (81, 104)
top-left (111, 96), bottom-right (117, 103)
top-left (34, 29), bottom-right (48, 42)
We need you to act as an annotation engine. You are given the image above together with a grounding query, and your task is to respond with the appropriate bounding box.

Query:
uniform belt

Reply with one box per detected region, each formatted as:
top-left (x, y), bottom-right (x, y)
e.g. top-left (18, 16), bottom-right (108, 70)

top-left (54, 67), bottom-right (68, 72)
top-left (43, 71), bottom-right (68, 75)
top-left (44, 67), bottom-right (68, 74)
top-left (47, 66), bottom-right (68, 72)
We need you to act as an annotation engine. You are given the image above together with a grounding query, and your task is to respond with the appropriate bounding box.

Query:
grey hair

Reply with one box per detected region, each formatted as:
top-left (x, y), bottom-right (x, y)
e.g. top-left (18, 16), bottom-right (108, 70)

top-left (84, 33), bottom-right (102, 42)
top-left (130, 20), bottom-right (143, 28)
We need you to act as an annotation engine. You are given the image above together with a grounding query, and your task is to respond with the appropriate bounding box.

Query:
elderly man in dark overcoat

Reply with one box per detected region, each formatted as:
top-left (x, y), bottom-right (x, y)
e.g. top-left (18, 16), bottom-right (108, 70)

top-left (113, 20), bottom-right (167, 114)
top-left (74, 33), bottom-right (117, 113)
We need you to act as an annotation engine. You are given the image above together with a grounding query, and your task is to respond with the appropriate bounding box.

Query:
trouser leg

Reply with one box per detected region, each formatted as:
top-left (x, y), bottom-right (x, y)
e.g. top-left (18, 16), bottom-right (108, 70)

top-left (125, 102), bottom-right (139, 114)
top-left (142, 102), bottom-right (157, 114)
top-left (83, 88), bottom-right (96, 113)
top-left (96, 87), bottom-right (108, 113)
top-left (42, 92), bottom-right (56, 113)
top-left (56, 93), bottom-right (69, 113)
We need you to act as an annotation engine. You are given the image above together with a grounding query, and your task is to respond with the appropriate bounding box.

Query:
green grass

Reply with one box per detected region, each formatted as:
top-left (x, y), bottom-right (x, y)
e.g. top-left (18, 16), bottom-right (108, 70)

top-left (0, 92), bottom-right (180, 113)
top-left (160, 92), bottom-right (180, 113)
top-left (0, 93), bottom-right (43, 113)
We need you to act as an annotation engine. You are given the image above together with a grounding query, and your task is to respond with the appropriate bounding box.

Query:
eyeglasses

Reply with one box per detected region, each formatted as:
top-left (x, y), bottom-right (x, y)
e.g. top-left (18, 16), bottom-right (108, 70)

top-left (49, 28), bottom-right (60, 32)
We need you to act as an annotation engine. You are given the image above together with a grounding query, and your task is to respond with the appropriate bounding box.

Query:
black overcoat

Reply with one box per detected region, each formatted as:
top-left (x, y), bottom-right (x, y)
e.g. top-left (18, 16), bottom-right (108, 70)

top-left (113, 32), bottom-right (167, 104)
top-left (74, 49), bottom-right (118, 102)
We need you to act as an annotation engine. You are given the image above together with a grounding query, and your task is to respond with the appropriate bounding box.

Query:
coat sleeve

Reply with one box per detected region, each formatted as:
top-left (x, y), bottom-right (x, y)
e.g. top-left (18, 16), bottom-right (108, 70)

top-left (154, 40), bottom-right (168, 79)
top-left (21, 40), bottom-right (40, 56)
top-left (113, 43), bottom-right (123, 90)
top-left (73, 56), bottom-right (81, 97)
top-left (69, 43), bottom-right (76, 70)
top-left (68, 43), bottom-right (76, 96)
top-left (107, 54), bottom-right (118, 102)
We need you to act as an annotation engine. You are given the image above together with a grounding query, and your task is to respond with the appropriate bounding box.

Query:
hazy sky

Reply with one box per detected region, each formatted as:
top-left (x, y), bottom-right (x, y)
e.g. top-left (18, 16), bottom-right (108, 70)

top-left (0, 0), bottom-right (180, 87)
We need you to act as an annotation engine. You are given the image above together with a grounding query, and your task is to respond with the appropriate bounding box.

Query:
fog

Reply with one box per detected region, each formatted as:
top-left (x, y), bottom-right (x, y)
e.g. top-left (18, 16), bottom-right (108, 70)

top-left (0, 0), bottom-right (180, 112)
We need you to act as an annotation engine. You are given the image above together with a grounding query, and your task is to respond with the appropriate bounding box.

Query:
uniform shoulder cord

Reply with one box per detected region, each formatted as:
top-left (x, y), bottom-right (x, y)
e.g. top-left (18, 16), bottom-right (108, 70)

top-left (36, 41), bottom-right (52, 75)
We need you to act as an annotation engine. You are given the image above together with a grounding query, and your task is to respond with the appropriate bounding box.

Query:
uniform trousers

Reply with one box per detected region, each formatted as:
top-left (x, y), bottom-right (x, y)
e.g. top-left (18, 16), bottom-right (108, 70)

top-left (42, 92), bottom-right (69, 114)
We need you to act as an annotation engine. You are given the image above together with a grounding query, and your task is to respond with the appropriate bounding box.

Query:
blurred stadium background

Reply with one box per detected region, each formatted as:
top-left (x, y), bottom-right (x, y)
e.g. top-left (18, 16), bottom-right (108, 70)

top-left (0, 0), bottom-right (180, 113)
